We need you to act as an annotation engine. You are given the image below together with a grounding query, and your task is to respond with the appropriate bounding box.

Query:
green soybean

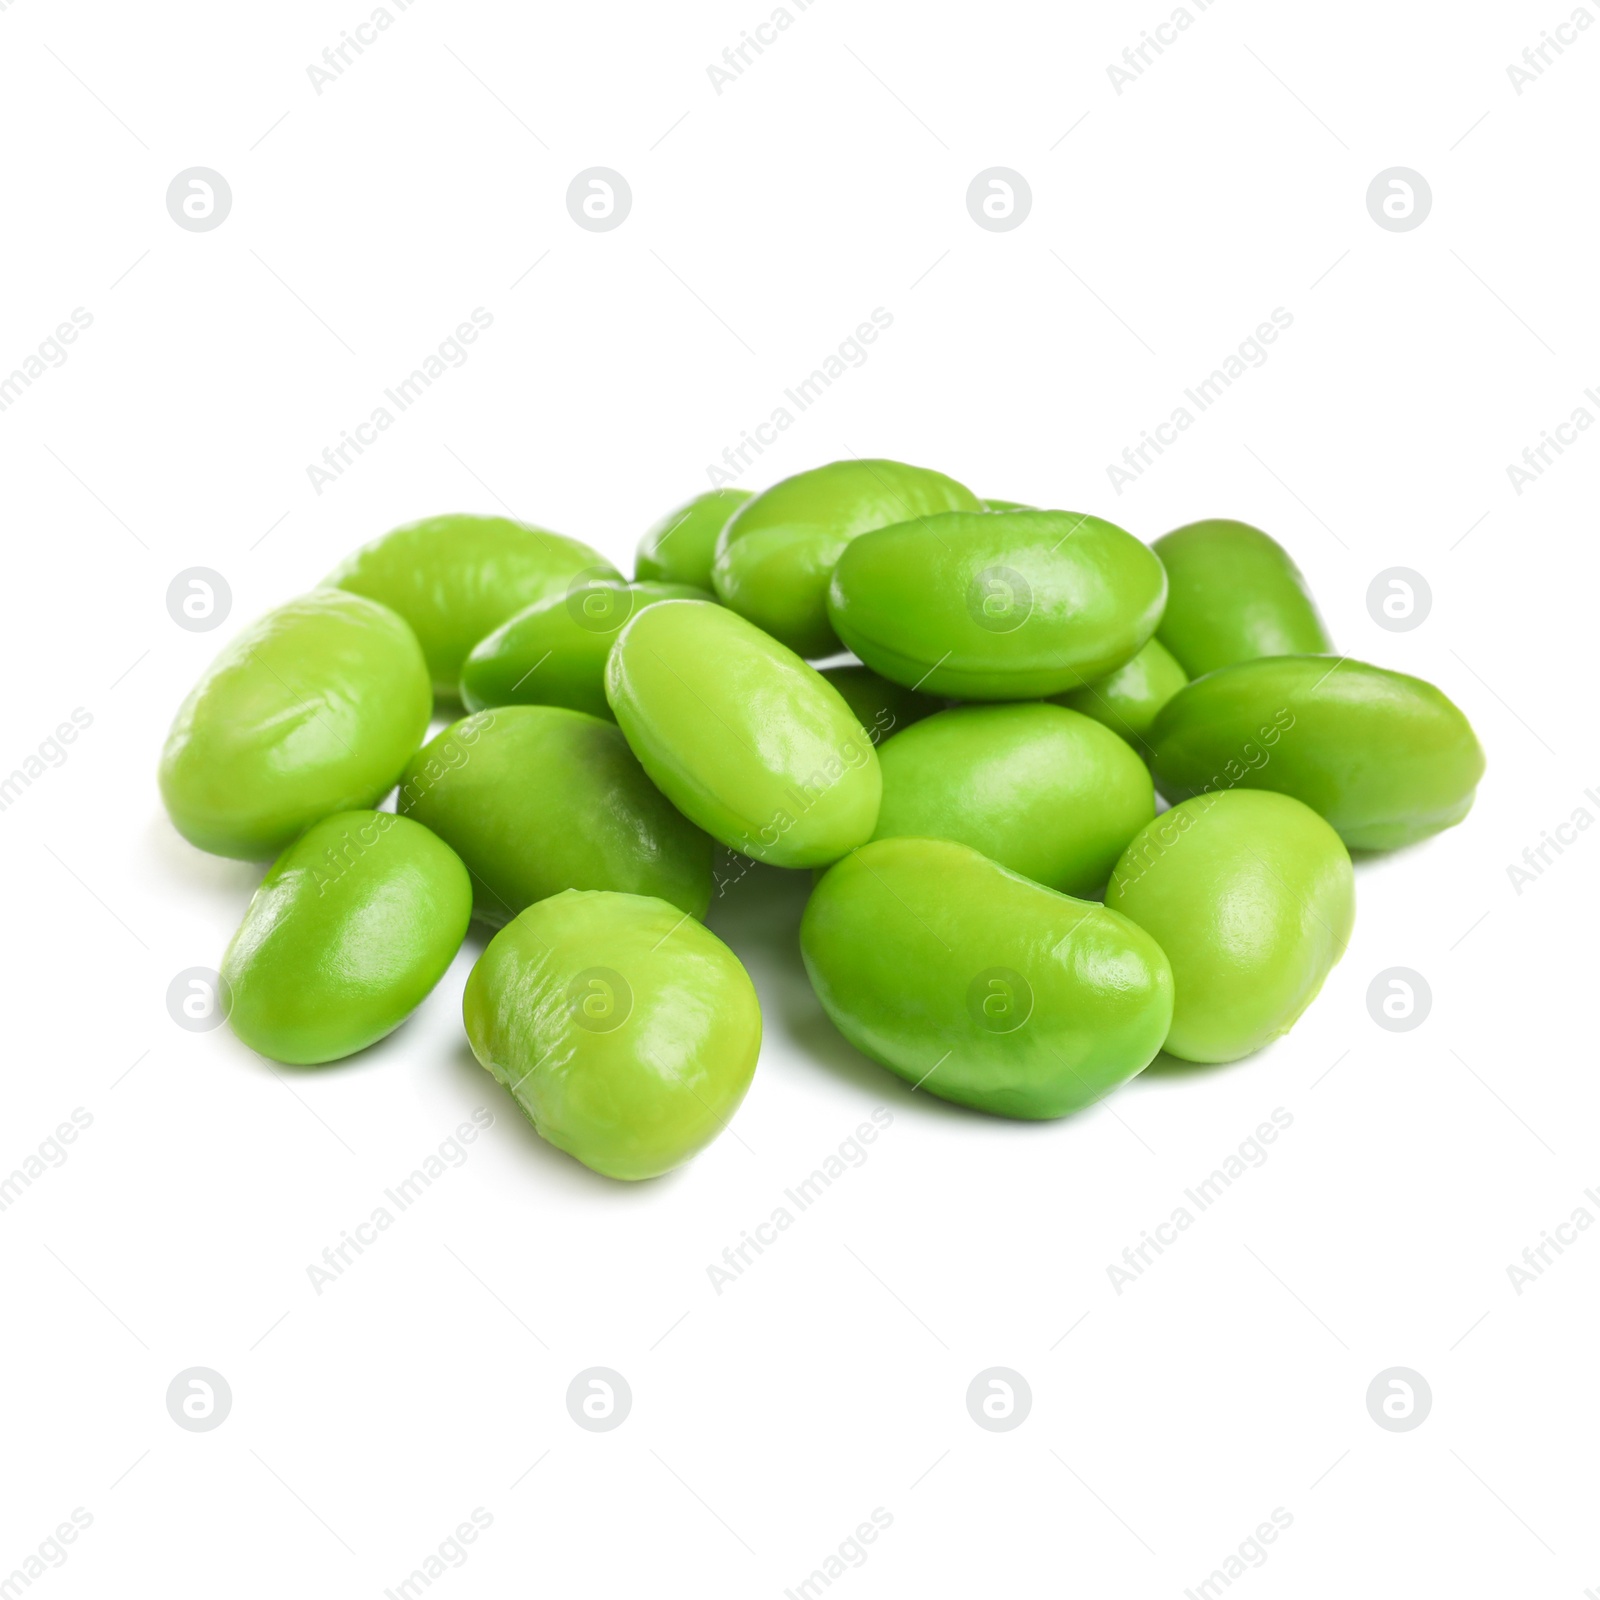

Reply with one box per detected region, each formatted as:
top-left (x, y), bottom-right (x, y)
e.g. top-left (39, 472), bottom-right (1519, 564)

top-left (818, 664), bottom-right (940, 747)
top-left (635, 488), bottom-right (751, 589)
top-left (326, 514), bottom-right (618, 695)
top-left (221, 811), bottom-right (471, 1064)
top-left (1150, 655), bottom-right (1486, 849)
top-left (606, 600), bottom-right (881, 868)
top-left (802, 838), bottom-right (1173, 1118)
top-left (463, 889), bottom-right (761, 1180)
top-left (1057, 637), bottom-right (1189, 757)
top-left (459, 579), bottom-right (709, 718)
top-left (828, 509), bottom-right (1166, 699)
top-left (159, 590), bottom-right (431, 860)
top-left (871, 704), bottom-right (1154, 896)
top-left (712, 458), bottom-right (981, 657)
top-left (1153, 519), bottom-right (1331, 677)
top-left (1106, 791), bottom-right (1355, 1063)
top-left (397, 706), bottom-right (713, 924)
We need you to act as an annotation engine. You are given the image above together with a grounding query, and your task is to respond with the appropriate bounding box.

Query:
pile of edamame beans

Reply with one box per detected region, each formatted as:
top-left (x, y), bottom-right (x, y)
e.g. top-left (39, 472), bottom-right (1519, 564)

top-left (159, 461), bottom-right (1485, 1180)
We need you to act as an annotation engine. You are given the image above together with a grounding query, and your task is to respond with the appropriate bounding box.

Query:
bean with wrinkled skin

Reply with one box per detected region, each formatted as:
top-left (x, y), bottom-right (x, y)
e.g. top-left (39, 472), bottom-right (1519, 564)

top-left (801, 837), bottom-right (1173, 1119)
top-left (605, 600), bottom-right (881, 868)
top-left (398, 706), bottom-right (713, 924)
top-left (1106, 790), bottom-right (1354, 1063)
top-left (159, 590), bottom-right (431, 860)
top-left (712, 458), bottom-right (981, 657)
top-left (1153, 519), bottom-right (1331, 678)
top-left (326, 514), bottom-right (618, 696)
top-left (827, 509), bottom-right (1166, 699)
top-left (459, 579), bottom-right (709, 719)
top-left (635, 488), bottom-right (751, 589)
top-left (871, 703), bottom-right (1154, 896)
top-left (1149, 655), bottom-right (1486, 850)
top-left (222, 811), bottom-right (471, 1065)
top-left (463, 889), bottom-right (760, 1180)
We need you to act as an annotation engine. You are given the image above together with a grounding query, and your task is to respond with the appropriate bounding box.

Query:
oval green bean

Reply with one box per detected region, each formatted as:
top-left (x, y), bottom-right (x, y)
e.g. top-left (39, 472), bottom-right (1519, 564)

top-left (712, 458), bottom-right (981, 657)
top-left (159, 590), bottom-right (430, 860)
top-left (1149, 655), bottom-right (1485, 849)
top-left (1153, 518), bottom-right (1330, 677)
top-left (222, 810), bottom-right (471, 1064)
top-left (606, 599), bottom-right (881, 868)
top-left (828, 509), bottom-right (1166, 699)
top-left (871, 703), bottom-right (1154, 895)
top-left (398, 706), bottom-right (713, 923)
top-left (1106, 790), bottom-right (1354, 1063)
top-left (459, 579), bottom-right (709, 719)
top-left (801, 837), bottom-right (1173, 1118)
top-left (635, 488), bottom-right (751, 589)
top-left (327, 514), bottom-right (618, 695)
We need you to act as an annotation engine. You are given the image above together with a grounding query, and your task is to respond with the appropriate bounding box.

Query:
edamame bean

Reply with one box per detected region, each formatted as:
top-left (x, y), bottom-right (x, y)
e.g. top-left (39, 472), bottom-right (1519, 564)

top-left (326, 514), bottom-right (618, 695)
top-left (827, 509), bottom-right (1166, 699)
top-left (801, 838), bottom-right (1173, 1118)
top-left (221, 811), bottom-right (471, 1065)
top-left (398, 706), bottom-right (713, 924)
top-left (1149, 655), bottom-right (1485, 849)
top-left (712, 459), bottom-right (981, 657)
top-left (463, 889), bottom-right (761, 1180)
top-left (605, 600), bottom-right (881, 868)
top-left (635, 488), bottom-right (751, 588)
top-left (1056, 637), bottom-right (1188, 758)
top-left (871, 704), bottom-right (1154, 895)
top-left (159, 590), bottom-right (431, 860)
top-left (459, 579), bottom-right (709, 718)
top-left (817, 664), bottom-right (940, 747)
top-left (1106, 791), bottom-right (1355, 1063)
top-left (1153, 519), bottom-right (1331, 677)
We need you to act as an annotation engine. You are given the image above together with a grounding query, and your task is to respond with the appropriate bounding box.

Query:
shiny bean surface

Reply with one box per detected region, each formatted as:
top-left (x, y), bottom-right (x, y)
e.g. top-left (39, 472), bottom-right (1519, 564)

top-left (464, 889), bottom-right (760, 1179)
top-left (801, 838), bottom-right (1173, 1118)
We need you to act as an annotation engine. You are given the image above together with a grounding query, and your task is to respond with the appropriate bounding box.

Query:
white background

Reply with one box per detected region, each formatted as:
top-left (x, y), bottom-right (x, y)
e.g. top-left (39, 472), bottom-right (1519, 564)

top-left (2, 1), bottom-right (1597, 1595)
